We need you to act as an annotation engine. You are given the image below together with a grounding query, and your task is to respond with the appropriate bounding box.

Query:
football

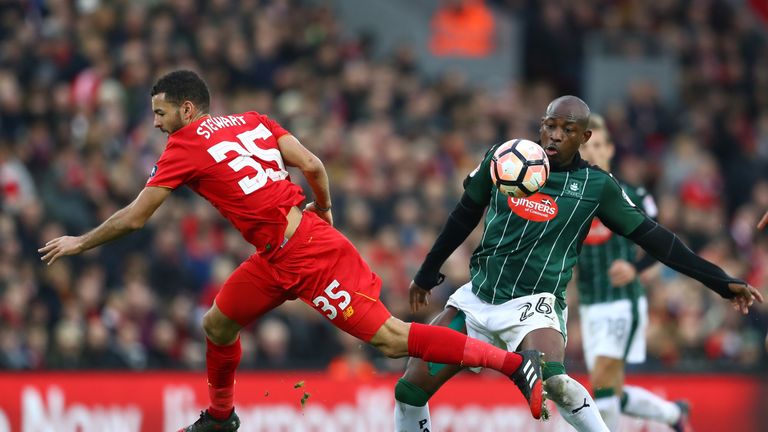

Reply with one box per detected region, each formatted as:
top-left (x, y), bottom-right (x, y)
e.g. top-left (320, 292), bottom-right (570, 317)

top-left (490, 139), bottom-right (550, 197)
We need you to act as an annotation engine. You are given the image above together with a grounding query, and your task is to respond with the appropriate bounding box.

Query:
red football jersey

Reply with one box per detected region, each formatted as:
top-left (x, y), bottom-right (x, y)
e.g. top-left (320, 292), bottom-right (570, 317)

top-left (147, 111), bottom-right (305, 255)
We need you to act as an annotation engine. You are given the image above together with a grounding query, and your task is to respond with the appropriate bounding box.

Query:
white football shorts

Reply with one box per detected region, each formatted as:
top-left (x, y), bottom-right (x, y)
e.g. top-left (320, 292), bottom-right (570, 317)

top-left (446, 282), bottom-right (567, 358)
top-left (579, 296), bottom-right (648, 371)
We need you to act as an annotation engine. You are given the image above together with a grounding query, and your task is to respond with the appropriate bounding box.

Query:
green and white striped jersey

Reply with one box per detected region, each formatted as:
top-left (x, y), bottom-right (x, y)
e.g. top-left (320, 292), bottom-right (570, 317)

top-left (463, 143), bottom-right (646, 307)
top-left (577, 181), bottom-right (657, 304)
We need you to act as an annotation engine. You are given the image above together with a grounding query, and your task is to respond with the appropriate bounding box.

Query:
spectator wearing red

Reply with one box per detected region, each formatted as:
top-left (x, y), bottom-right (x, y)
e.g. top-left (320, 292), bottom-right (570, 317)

top-left (429, 0), bottom-right (495, 58)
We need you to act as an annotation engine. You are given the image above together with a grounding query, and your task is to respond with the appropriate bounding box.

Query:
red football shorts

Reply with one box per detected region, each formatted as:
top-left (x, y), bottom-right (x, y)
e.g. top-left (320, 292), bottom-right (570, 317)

top-left (215, 211), bottom-right (392, 342)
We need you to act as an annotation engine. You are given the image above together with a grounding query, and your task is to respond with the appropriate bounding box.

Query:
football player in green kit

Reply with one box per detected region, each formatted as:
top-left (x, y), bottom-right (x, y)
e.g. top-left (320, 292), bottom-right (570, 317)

top-left (393, 96), bottom-right (762, 432)
top-left (577, 114), bottom-right (690, 431)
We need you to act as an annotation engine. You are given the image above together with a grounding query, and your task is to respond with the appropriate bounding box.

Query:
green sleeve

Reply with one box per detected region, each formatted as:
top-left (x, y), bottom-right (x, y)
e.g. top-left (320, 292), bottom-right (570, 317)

top-left (597, 174), bottom-right (647, 236)
top-left (462, 145), bottom-right (498, 206)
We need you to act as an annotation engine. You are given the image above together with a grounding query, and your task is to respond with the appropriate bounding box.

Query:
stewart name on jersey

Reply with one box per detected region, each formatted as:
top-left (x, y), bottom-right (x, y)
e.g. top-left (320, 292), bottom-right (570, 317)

top-left (462, 142), bottom-right (646, 307)
top-left (146, 111), bottom-right (305, 256)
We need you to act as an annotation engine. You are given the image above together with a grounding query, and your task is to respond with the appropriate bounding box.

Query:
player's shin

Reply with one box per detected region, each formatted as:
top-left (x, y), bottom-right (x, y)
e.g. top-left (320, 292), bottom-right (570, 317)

top-left (394, 401), bottom-right (432, 432)
top-left (593, 388), bottom-right (621, 431)
top-left (544, 373), bottom-right (610, 432)
top-left (394, 379), bottom-right (433, 432)
top-left (206, 337), bottom-right (242, 420)
top-left (407, 322), bottom-right (521, 374)
top-left (621, 385), bottom-right (682, 425)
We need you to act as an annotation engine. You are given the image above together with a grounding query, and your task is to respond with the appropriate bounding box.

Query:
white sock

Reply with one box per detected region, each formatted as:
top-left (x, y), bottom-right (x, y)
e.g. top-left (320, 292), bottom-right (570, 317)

top-left (621, 385), bottom-right (681, 425)
top-left (594, 395), bottom-right (621, 431)
top-left (545, 375), bottom-right (610, 432)
top-left (394, 400), bottom-right (432, 432)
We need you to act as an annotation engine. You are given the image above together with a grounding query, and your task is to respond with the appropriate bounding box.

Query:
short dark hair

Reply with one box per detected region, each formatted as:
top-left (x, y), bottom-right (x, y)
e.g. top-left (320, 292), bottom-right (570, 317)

top-left (150, 70), bottom-right (210, 112)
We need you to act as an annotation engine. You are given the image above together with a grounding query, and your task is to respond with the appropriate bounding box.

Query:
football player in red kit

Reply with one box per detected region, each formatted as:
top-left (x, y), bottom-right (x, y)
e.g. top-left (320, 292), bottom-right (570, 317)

top-left (39, 70), bottom-right (545, 431)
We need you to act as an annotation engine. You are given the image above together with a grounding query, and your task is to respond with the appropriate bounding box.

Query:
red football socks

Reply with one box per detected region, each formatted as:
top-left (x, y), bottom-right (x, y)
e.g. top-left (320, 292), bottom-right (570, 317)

top-left (206, 337), bottom-right (242, 420)
top-left (407, 322), bottom-right (522, 375)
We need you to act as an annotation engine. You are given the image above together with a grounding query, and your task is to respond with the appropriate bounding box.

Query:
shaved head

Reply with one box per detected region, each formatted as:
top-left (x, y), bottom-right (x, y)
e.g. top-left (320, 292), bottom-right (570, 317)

top-left (539, 95), bottom-right (593, 167)
top-left (544, 96), bottom-right (591, 129)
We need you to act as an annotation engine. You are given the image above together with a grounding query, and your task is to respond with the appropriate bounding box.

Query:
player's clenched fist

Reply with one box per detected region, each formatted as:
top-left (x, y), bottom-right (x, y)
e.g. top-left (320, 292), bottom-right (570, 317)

top-left (607, 259), bottom-right (637, 287)
top-left (408, 281), bottom-right (431, 313)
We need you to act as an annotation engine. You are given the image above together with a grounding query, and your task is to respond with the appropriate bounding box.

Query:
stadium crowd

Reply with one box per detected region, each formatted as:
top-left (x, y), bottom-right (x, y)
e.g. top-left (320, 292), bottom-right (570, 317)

top-left (0, 0), bottom-right (766, 373)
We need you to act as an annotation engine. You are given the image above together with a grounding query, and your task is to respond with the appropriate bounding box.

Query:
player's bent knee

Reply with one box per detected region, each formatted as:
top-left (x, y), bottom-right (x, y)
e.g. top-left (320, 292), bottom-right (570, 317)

top-left (590, 356), bottom-right (624, 390)
top-left (543, 374), bottom-right (579, 406)
top-left (369, 317), bottom-right (409, 358)
top-left (394, 378), bottom-right (431, 406)
top-left (202, 306), bottom-right (240, 345)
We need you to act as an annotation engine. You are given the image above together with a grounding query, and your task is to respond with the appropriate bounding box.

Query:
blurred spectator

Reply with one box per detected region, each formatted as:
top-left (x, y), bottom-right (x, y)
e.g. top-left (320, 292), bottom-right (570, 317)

top-left (430, 0), bottom-right (496, 57)
top-left (522, 0), bottom-right (585, 94)
top-left (47, 320), bottom-right (84, 369)
top-left (82, 319), bottom-right (125, 369)
top-left (253, 317), bottom-right (291, 369)
top-left (0, 140), bottom-right (37, 214)
top-left (327, 330), bottom-right (377, 381)
top-left (114, 320), bottom-right (147, 370)
top-left (147, 319), bottom-right (180, 369)
top-left (0, 325), bottom-right (26, 369)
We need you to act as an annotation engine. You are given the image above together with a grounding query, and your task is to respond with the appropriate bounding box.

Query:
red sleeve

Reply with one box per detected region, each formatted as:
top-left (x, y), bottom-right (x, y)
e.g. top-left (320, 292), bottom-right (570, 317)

top-left (257, 113), bottom-right (291, 140)
top-left (146, 141), bottom-right (196, 189)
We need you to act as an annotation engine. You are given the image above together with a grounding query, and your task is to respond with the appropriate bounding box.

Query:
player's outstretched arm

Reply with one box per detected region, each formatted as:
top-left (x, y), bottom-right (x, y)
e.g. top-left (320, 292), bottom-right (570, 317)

top-left (38, 186), bottom-right (171, 265)
top-left (277, 134), bottom-right (333, 225)
top-left (596, 175), bottom-right (762, 313)
top-left (624, 218), bottom-right (763, 313)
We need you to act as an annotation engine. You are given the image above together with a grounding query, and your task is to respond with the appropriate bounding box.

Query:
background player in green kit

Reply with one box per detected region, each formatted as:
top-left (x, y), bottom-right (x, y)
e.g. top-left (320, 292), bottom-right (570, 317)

top-left (393, 96), bottom-right (763, 432)
top-left (577, 114), bottom-right (690, 431)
